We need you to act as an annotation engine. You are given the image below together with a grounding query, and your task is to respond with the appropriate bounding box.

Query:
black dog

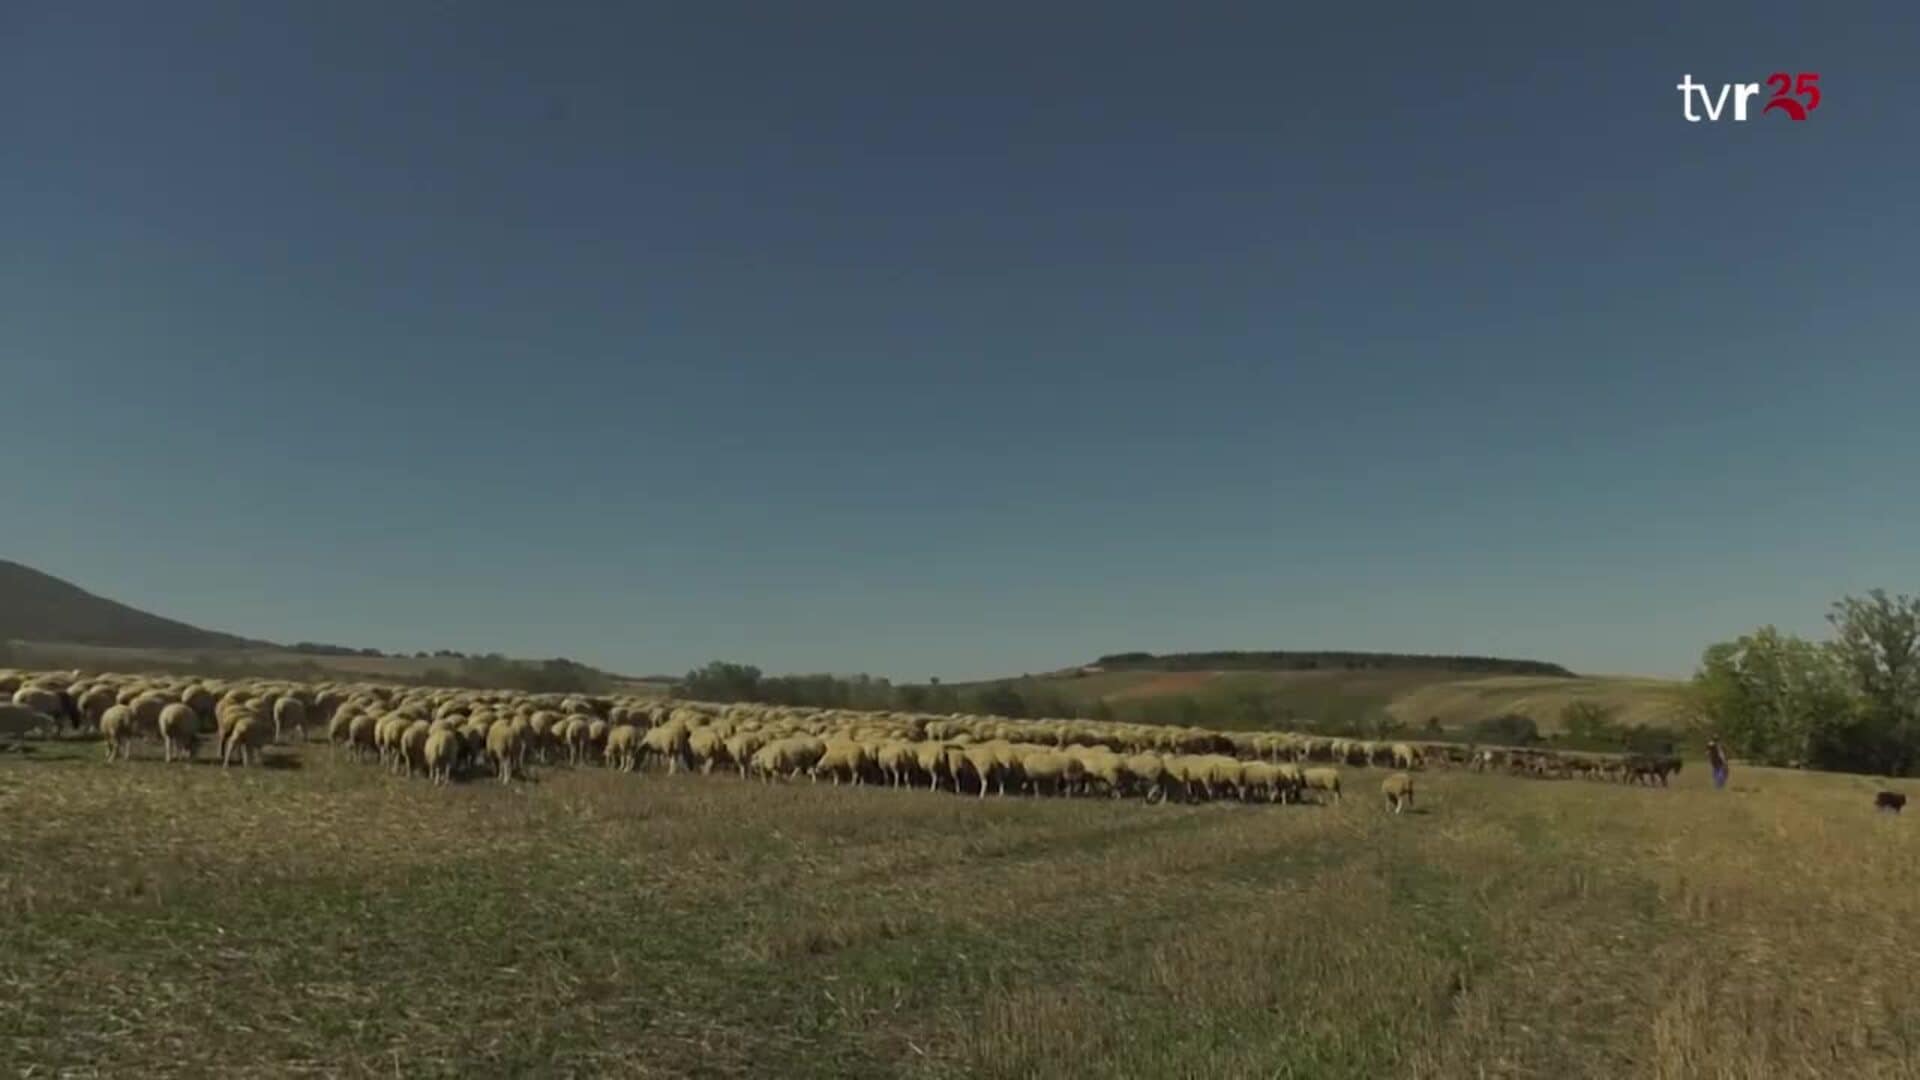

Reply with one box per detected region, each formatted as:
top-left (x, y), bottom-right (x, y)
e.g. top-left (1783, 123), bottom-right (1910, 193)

top-left (1875, 791), bottom-right (1906, 813)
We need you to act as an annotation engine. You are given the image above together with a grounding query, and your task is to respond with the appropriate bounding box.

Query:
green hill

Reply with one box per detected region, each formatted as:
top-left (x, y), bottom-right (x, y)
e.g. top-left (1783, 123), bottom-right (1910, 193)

top-left (943, 665), bottom-right (1688, 735)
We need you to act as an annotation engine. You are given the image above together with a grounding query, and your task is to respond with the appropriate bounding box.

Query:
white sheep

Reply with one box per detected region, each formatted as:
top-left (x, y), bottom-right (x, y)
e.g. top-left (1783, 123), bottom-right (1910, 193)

top-left (157, 702), bottom-right (201, 763)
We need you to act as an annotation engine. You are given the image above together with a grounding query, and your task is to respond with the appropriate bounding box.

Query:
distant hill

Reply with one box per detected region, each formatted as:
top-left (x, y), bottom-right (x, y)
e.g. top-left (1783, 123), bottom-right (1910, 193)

top-left (1090, 650), bottom-right (1575, 678)
top-left (0, 559), bottom-right (263, 650)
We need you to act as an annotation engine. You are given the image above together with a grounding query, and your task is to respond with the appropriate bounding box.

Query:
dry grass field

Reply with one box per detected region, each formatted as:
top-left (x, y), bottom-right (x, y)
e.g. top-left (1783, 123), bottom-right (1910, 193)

top-left (3, 739), bottom-right (1917, 1078)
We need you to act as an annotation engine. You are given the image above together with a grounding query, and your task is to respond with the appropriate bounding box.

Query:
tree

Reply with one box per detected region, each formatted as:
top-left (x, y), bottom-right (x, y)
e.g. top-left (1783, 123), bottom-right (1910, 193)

top-left (680, 661), bottom-right (764, 703)
top-left (1823, 591), bottom-right (1920, 774)
top-left (1559, 701), bottom-right (1619, 746)
top-left (971, 683), bottom-right (1029, 718)
top-left (1472, 712), bottom-right (1540, 746)
top-left (1689, 627), bottom-right (1853, 769)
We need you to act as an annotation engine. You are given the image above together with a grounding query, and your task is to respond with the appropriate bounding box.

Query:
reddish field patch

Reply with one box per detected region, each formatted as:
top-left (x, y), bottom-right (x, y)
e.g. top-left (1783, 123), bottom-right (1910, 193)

top-left (1105, 670), bottom-right (1221, 701)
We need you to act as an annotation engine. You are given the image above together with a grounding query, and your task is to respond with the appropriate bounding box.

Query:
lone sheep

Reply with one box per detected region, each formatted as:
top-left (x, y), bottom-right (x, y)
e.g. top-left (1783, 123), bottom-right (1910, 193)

top-left (1382, 772), bottom-right (1414, 814)
top-left (1875, 791), bottom-right (1907, 814)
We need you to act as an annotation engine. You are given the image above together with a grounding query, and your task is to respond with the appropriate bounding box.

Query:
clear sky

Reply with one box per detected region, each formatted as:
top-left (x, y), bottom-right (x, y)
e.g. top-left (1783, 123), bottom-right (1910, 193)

top-left (4, 2), bottom-right (1914, 681)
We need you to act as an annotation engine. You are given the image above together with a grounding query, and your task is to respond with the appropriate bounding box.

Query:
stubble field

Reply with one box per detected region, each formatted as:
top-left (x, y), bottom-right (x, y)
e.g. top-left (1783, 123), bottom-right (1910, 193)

top-left (2, 742), bottom-right (1916, 1078)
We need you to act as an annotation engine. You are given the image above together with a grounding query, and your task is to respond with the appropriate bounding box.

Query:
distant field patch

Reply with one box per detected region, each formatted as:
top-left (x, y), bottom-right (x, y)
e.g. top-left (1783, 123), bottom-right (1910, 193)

top-left (1106, 671), bottom-right (1222, 701)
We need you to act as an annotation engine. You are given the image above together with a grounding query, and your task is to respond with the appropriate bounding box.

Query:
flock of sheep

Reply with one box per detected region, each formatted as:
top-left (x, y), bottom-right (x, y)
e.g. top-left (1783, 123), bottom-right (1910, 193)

top-left (0, 667), bottom-right (1672, 811)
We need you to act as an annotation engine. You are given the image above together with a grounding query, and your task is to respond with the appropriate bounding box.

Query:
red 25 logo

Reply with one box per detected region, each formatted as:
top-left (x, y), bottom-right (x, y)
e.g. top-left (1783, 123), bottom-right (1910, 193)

top-left (1764, 72), bottom-right (1820, 121)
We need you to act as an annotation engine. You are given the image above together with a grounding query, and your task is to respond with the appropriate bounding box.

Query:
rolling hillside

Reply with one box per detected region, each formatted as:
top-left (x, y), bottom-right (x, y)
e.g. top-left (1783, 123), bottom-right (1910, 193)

top-left (0, 559), bottom-right (261, 650)
top-left (948, 665), bottom-right (1690, 734)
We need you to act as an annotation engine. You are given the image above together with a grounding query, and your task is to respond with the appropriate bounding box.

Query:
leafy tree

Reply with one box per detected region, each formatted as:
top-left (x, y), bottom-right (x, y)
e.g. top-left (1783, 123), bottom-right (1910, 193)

top-left (1825, 590), bottom-right (1920, 774)
top-left (679, 661), bottom-right (764, 703)
top-left (971, 683), bottom-right (1029, 718)
top-left (1688, 627), bottom-right (1850, 767)
top-left (1472, 712), bottom-right (1540, 746)
top-left (1559, 701), bottom-right (1619, 746)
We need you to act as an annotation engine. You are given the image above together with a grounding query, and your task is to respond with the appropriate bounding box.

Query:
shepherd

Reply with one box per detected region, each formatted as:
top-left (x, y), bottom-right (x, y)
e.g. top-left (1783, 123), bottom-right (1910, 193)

top-left (1707, 738), bottom-right (1729, 790)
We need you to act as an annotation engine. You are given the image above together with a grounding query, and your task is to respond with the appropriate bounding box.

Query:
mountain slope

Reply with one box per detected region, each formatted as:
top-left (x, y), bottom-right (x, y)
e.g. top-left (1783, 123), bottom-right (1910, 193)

top-left (0, 559), bottom-right (263, 650)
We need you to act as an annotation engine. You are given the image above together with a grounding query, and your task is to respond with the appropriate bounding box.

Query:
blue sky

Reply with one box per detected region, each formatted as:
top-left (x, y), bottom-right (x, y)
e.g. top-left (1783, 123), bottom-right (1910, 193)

top-left (4, 2), bottom-right (1913, 681)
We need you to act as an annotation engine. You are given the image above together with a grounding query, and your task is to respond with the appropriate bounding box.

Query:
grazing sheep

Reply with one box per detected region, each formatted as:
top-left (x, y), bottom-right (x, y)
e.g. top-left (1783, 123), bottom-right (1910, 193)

top-left (400, 720), bottom-right (432, 776)
top-left (687, 727), bottom-right (726, 773)
top-left (99, 704), bottom-right (135, 761)
top-left (0, 703), bottom-right (57, 743)
top-left (874, 740), bottom-right (916, 788)
top-left (748, 736), bottom-right (826, 783)
top-left (1125, 753), bottom-right (1168, 803)
top-left (423, 727), bottom-right (460, 785)
top-left (222, 714), bottom-right (270, 768)
top-left (605, 724), bottom-right (642, 772)
top-left (157, 703), bottom-right (201, 763)
top-left (272, 696), bottom-right (307, 743)
top-left (485, 719), bottom-right (524, 783)
top-left (11, 687), bottom-right (63, 729)
top-left (1876, 791), bottom-right (1906, 813)
top-left (812, 739), bottom-right (871, 786)
top-left (641, 721), bottom-right (692, 773)
top-left (76, 686), bottom-right (118, 732)
top-left (1390, 742), bottom-right (1418, 770)
top-left (1303, 767), bottom-right (1342, 803)
top-left (347, 713), bottom-right (379, 761)
top-left (1382, 772), bottom-right (1414, 814)
top-left (724, 731), bottom-right (768, 779)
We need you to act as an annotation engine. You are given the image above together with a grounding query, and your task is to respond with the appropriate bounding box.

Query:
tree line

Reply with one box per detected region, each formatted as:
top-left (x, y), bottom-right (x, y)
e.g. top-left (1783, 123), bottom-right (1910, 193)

top-left (1688, 590), bottom-right (1920, 776)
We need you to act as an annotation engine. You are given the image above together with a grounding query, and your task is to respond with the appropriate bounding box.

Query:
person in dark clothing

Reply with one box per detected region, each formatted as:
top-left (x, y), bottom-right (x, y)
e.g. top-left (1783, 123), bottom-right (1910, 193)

top-left (1706, 738), bottom-right (1729, 790)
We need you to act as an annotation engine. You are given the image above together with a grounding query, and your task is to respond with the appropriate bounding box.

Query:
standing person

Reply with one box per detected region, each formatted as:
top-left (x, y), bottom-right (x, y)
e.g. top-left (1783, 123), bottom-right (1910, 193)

top-left (1707, 738), bottom-right (1729, 790)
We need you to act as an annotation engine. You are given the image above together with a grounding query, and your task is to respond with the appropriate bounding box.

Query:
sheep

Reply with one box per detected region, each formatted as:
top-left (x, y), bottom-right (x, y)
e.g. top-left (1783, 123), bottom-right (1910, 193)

top-left (326, 706), bottom-right (358, 752)
top-left (485, 719), bottom-right (524, 783)
top-left (1876, 791), bottom-right (1906, 813)
top-left (1382, 772), bottom-right (1414, 814)
top-left (0, 703), bottom-right (56, 744)
top-left (76, 686), bottom-right (118, 732)
top-left (748, 736), bottom-right (825, 783)
top-left (724, 730), bottom-right (768, 779)
top-left (559, 715), bottom-right (591, 766)
top-left (914, 741), bottom-right (955, 792)
top-left (222, 713), bottom-right (270, 767)
top-left (423, 727), bottom-right (460, 785)
top-left (11, 686), bottom-right (63, 730)
top-left (1274, 763), bottom-right (1306, 804)
top-left (687, 726), bottom-right (727, 774)
top-left (347, 712), bottom-right (379, 762)
top-left (215, 698), bottom-right (263, 753)
top-left (157, 702), bottom-right (201, 763)
top-left (1125, 753), bottom-right (1168, 803)
top-left (812, 739), bottom-right (871, 786)
top-left (99, 703), bottom-right (136, 761)
top-left (1302, 767), bottom-right (1342, 803)
top-left (400, 720), bottom-right (432, 776)
top-left (873, 740), bottom-right (916, 788)
top-left (374, 713), bottom-right (407, 770)
top-left (272, 696), bottom-right (307, 743)
top-left (605, 724), bottom-right (642, 772)
top-left (641, 721), bottom-right (692, 773)
top-left (1390, 742), bottom-right (1418, 770)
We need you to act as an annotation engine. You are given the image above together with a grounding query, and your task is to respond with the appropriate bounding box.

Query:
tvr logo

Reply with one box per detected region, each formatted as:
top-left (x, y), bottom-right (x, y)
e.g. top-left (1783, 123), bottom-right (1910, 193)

top-left (1677, 72), bottom-right (1821, 122)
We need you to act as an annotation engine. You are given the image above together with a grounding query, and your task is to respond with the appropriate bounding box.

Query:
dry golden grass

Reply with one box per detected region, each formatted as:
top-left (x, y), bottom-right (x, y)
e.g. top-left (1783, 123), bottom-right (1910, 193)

top-left (2, 739), bottom-right (1916, 1078)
